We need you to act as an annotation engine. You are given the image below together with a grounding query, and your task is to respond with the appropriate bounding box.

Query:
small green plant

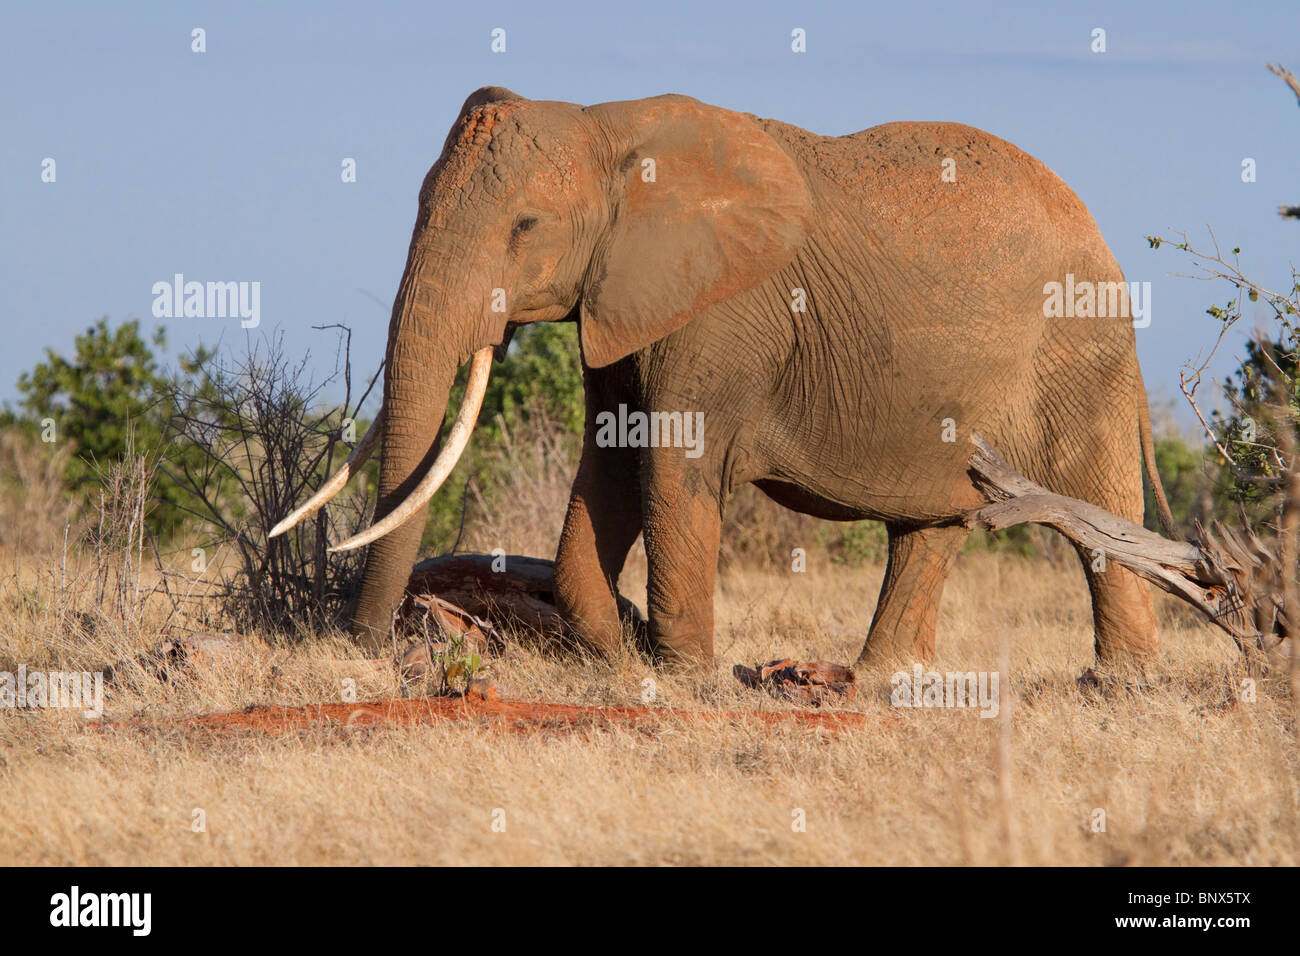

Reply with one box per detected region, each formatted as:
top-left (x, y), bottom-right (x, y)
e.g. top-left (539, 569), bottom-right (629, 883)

top-left (433, 631), bottom-right (485, 697)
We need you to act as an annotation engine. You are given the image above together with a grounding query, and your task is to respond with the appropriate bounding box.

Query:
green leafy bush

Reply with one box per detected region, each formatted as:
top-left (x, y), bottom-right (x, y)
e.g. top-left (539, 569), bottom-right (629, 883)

top-left (8, 318), bottom-right (211, 535)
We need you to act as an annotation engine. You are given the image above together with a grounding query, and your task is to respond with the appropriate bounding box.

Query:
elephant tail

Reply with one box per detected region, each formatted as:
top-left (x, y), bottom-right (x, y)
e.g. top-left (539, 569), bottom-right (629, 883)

top-left (1137, 380), bottom-right (1179, 539)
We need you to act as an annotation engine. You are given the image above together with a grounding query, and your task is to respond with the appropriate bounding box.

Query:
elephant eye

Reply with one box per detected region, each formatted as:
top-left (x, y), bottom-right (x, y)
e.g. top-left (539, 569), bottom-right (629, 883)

top-left (511, 215), bottom-right (539, 238)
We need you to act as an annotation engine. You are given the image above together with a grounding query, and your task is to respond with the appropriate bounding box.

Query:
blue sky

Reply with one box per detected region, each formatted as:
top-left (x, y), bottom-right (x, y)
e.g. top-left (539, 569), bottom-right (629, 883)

top-left (3, 0), bottom-right (1299, 430)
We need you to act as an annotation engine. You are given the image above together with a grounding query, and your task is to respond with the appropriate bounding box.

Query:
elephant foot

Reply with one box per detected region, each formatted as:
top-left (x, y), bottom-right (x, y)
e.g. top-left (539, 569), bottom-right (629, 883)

top-left (854, 636), bottom-right (928, 675)
top-left (650, 635), bottom-right (713, 671)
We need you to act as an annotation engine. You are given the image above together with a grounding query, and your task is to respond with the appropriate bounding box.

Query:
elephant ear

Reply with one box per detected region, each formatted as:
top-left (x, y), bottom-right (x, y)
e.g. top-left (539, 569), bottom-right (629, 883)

top-left (579, 96), bottom-right (814, 369)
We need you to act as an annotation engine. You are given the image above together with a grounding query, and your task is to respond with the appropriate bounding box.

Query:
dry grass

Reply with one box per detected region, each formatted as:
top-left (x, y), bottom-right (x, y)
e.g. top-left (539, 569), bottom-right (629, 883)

top-left (1, 419), bottom-right (1295, 866)
top-left (1, 540), bottom-right (1295, 866)
top-left (0, 429), bottom-right (79, 560)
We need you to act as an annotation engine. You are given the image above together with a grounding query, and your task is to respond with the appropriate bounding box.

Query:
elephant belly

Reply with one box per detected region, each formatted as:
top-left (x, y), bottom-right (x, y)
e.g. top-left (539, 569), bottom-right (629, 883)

top-left (752, 478), bottom-right (878, 521)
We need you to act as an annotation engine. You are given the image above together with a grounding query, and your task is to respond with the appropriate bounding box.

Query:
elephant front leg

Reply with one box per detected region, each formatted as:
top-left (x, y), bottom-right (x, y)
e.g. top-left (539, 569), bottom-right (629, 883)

top-left (856, 522), bottom-right (968, 670)
top-left (554, 443), bottom-right (642, 658)
top-left (641, 470), bottom-right (723, 668)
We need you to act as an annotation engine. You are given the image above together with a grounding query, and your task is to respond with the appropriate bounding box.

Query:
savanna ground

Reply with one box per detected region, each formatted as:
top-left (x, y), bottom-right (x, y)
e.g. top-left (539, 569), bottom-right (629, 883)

top-left (2, 441), bottom-right (1296, 865)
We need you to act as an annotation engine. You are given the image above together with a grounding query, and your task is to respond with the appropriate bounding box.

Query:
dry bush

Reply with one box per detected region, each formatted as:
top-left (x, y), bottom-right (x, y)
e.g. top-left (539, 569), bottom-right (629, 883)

top-left (161, 330), bottom-right (375, 637)
top-left (85, 440), bottom-right (155, 638)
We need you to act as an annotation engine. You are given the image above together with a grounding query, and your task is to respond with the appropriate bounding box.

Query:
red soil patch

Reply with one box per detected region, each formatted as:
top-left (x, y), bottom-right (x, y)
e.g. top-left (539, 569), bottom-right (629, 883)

top-left (124, 696), bottom-right (879, 738)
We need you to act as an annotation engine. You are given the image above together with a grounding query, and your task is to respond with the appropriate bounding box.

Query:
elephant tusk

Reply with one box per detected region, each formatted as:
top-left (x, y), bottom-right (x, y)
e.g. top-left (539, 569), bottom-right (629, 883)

top-left (328, 346), bottom-right (493, 554)
top-left (268, 408), bottom-right (386, 539)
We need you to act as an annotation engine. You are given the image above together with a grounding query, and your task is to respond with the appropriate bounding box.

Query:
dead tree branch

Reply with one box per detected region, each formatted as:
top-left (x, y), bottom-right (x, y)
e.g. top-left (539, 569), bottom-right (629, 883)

top-left (1268, 62), bottom-right (1300, 108)
top-left (1267, 63), bottom-right (1300, 218)
top-left (964, 435), bottom-right (1287, 655)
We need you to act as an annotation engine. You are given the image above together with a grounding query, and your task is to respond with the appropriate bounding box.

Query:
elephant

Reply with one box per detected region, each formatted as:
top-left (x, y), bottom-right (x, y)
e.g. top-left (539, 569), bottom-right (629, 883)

top-left (272, 85), bottom-right (1175, 670)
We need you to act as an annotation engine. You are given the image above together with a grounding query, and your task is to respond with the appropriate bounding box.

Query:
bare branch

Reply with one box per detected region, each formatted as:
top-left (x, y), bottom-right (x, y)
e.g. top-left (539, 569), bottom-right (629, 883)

top-left (1268, 62), bottom-right (1300, 108)
top-left (965, 435), bottom-right (1285, 656)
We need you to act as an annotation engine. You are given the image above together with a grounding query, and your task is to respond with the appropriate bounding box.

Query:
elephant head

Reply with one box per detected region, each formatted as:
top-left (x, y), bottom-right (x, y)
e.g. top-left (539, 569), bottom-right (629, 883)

top-left (272, 86), bottom-right (813, 649)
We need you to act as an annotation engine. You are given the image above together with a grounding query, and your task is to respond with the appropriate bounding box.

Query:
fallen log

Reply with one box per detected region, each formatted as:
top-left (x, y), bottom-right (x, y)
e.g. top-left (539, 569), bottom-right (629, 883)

top-left (964, 434), bottom-right (1287, 654)
top-left (402, 553), bottom-right (649, 654)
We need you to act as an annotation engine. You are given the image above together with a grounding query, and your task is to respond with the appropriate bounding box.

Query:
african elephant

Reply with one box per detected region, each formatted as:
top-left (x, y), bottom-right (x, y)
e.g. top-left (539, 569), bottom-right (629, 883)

top-left (272, 86), bottom-right (1175, 669)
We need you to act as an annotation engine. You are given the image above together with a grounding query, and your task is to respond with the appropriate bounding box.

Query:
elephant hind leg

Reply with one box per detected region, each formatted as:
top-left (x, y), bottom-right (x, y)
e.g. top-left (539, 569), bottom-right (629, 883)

top-left (1074, 544), bottom-right (1160, 660)
top-left (855, 522), bottom-right (968, 670)
top-left (1038, 413), bottom-right (1161, 662)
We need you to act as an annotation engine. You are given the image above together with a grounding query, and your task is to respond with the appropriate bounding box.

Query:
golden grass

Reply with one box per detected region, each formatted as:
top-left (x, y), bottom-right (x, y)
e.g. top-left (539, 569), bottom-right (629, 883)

top-left (1, 538), bottom-right (1295, 866)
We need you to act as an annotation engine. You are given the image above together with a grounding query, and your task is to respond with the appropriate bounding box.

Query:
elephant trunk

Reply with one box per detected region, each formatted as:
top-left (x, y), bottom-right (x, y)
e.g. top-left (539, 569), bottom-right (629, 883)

top-left (349, 243), bottom-right (472, 651)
